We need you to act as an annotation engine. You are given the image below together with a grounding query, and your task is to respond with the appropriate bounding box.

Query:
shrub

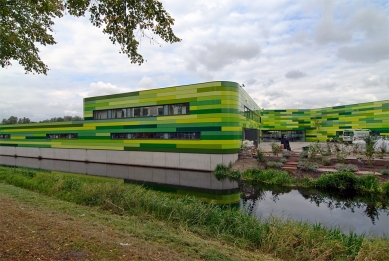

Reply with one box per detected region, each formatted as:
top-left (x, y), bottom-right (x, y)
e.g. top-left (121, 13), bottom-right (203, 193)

top-left (242, 168), bottom-right (292, 185)
top-left (321, 157), bottom-right (331, 166)
top-left (299, 150), bottom-right (308, 159)
top-left (282, 150), bottom-right (291, 158)
top-left (334, 163), bottom-right (358, 172)
top-left (308, 142), bottom-right (323, 159)
top-left (363, 135), bottom-right (376, 165)
top-left (382, 182), bottom-right (389, 195)
top-left (213, 164), bottom-right (230, 180)
top-left (267, 161), bottom-right (283, 169)
top-left (380, 169), bottom-right (389, 176)
top-left (280, 157), bottom-right (287, 163)
top-left (297, 161), bottom-right (319, 172)
top-left (356, 175), bottom-right (380, 192)
top-left (257, 148), bottom-right (265, 162)
top-left (271, 141), bottom-right (281, 156)
top-left (315, 171), bottom-right (357, 191)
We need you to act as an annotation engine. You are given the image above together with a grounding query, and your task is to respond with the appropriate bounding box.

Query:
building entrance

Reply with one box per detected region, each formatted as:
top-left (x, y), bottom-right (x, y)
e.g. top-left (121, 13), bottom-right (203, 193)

top-left (261, 130), bottom-right (305, 142)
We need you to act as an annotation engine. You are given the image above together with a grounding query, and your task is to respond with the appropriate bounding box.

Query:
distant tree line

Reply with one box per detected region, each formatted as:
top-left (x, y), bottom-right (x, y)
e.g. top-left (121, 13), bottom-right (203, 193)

top-left (1, 116), bottom-right (83, 125)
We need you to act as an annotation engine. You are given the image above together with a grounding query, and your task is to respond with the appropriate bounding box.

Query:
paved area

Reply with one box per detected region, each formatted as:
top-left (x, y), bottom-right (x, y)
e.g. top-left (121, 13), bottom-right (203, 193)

top-left (258, 142), bottom-right (313, 152)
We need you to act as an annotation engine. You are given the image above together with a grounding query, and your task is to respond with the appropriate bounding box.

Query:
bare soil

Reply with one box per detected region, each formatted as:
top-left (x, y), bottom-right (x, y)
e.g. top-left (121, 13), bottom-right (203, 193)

top-left (231, 156), bottom-right (389, 182)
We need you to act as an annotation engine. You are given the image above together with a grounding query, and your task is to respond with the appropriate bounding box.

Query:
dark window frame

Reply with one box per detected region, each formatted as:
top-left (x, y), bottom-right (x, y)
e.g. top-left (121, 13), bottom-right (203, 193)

top-left (0, 134), bottom-right (11, 139)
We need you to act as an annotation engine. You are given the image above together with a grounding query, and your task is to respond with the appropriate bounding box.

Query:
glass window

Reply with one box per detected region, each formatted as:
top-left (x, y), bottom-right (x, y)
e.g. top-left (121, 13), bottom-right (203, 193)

top-left (112, 109), bottom-right (126, 118)
top-left (0, 134), bottom-right (11, 139)
top-left (94, 110), bottom-right (108, 119)
top-left (126, 108), bottom-right (132, 117)
top-left (142, 107), bottom-right (150, 117)
top-left (149, 106), bottom-right (158, 116)
top-left (46, 134), bottom-right (78, 139)
top-left (134, 107), bottom-right (141, 117)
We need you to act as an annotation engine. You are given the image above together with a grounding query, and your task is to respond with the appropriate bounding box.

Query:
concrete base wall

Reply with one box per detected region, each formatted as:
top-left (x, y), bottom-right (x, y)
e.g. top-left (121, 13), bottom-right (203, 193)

top-left (0, 147), bottom-right (238, 171)
top-left (0, 155), bottom-right (238, 190)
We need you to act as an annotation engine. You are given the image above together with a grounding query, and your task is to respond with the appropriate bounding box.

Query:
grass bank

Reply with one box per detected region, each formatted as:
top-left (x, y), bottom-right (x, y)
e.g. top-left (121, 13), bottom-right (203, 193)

top-left (214, 164), bottom-right (389, 195)
top-left (1, 166), bottom-right (388, 261)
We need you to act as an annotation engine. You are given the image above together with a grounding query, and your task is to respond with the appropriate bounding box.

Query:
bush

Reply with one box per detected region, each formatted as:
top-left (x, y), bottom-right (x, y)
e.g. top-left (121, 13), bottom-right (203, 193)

top-left (267, 161), bottom-right (283, 169)
top-left (356, 175), bottom-right (380, 192)
top-left (297, 161), bottom-right (319, 172)
top-left (257, 148), bottom-right (265, 162)
top-left (282, 150), bottom-right (291, 158)
top-left (321, 157), bottom-right (331, 166)
top-left (380, 169), bottom-right (389, 176)
top-left (299, 150), bottom-right (308, 159)
top-left (334, 163), bottom-right (358, 172)
top-left (280, 157), bottom-right (287, 163)
top-left (241, 168), bottom-right (292, 185)
top-left (315, 171), bottom-right (357, 191)
top-left (213, 164), bottom-right (230, 180)
top-left (271, 141), bottom-right (281, 156)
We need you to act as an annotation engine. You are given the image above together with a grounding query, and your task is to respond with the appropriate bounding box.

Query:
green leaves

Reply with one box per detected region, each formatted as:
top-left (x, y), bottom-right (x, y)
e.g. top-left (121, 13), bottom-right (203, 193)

top-left (1, 0), bottom-right (181, 74)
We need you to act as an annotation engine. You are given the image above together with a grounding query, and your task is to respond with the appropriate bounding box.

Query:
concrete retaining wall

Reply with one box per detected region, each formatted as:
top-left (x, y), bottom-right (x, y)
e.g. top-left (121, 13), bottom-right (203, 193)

top-left (0, 147), bottom-right (238, 171)
top-left (0, 155), bottom-right (238, 190)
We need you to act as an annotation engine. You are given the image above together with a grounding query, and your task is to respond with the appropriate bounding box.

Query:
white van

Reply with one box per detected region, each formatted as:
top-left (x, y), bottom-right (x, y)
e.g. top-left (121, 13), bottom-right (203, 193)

top-left (342, 129), bottom-right (370, 143)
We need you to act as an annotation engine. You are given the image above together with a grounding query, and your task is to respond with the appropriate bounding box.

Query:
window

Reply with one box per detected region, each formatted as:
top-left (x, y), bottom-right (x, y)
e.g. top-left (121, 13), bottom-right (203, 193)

top-left (111, 132), bottom-right (200, 140)
top-left (94, 110), bottom-right (108, 119)
top-left (112, 109), bottom-right (126, 118)
top-left (0, 134), bottom-right (11, 139)
top-left (93, 103), bottom-right (190, 120)
top-left (46, 134), bottom-right (78, 139)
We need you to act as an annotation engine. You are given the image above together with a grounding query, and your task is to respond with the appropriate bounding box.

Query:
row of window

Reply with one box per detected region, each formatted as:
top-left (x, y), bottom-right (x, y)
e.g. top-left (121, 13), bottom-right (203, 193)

top-left (93, 103), bottom-right (190, 120)
top-left (0, 132), bottom-right (201, 140)
top-left (111, 132), bottom-right (200, 140)
top-left (244, 106), bottom-right (261, 123)
top-left (46, 134), bottom-right (78, 139)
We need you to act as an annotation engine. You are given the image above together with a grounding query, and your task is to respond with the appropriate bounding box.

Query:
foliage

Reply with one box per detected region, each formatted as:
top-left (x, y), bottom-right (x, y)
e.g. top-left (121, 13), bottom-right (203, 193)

top-left (1, 115), bottom-right (83, 124)
top-left (380, 169), bottom-right (389, 176)
top-left (1, 0), bottom-right (180, 74)
top-left (356, 175), bottom-right (380, 192)
top-left (242, 168), bottom-right (292, 185)
top-left (333, 142), bottom-right (352, 163)
top-left (213, 164), bottom-right (231, 181)
top-left (308, 142), bottom-right (323, 159)
top-left (299, 150), bottom-right (308, 159)
top-left (363, 135), bottom-right (376, 165)
top-left (266, 161), bottom-right (283, 169)
top-left (271, 141), bottom-right (281, 156)
top-left (334, 163), bottom-right (359, 173)
top-left (315, 171), bottom-right (358, 191)
top-left (256, 148), bottom-right (265, 163)
top-left (280, 157), bottom-right (287, 163)
top-left (297, 160), bottom-right (319, 172)
top-left (321, 157), bottom-right (331, 166)
top-left (282, 150), bottom-right (291, 158)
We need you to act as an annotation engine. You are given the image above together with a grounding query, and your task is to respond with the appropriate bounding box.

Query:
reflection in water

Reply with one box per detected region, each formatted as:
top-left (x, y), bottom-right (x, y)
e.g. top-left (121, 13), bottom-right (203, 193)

top-left (241, 181), bottom-right (389, 237)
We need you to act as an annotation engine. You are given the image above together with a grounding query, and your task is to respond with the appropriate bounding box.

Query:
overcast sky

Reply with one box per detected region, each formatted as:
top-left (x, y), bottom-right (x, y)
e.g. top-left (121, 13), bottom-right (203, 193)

top-left (1, 0), bottom-right (389, 121)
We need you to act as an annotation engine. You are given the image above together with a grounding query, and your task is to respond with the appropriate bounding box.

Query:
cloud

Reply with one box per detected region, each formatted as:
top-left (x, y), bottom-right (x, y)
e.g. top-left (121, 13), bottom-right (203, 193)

top-left (317, 79), bottom-right (336, 89)
top-left (246, 78), bottom-right (257, 85)
top-left (337, 39), bottom-right (389, 63)
top-left (263, 79), bottom-right (275, 87)
top-left (186, 41), bottom-right (260, 72)
top-left (314, 0), bottom-right (351, 45)
top-left (83, 82), bottom-right (129, 97)
top-left (285, 70), bottom-right (307, 79)
top-left (137, 77), bottom-right (157, 89)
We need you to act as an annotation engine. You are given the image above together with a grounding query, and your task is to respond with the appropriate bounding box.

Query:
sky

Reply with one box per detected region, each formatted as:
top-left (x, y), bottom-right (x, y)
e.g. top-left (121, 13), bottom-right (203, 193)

top-left (1, 0), bottom-right (389, 121)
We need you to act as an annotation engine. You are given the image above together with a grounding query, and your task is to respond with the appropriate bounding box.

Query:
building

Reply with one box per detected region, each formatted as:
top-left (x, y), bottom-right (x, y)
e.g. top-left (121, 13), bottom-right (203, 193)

top-left (0, 81), bottom-right (261, 171)
top-left (1, 81), bottom-right (388, 171)
top-left (261, 100), bottom-right (389, 142)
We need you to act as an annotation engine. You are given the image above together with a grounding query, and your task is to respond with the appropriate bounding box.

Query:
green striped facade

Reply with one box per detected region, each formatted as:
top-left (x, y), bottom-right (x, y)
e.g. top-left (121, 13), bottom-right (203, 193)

top-left (261, 100), bottom-right (389, 141)
top-left (0, 81), bottom-right (260, 154)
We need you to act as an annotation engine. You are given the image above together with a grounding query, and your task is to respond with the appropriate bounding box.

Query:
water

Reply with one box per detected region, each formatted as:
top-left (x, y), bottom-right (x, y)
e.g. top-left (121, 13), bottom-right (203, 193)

top-left (241, 183), bottom-right (389, 237)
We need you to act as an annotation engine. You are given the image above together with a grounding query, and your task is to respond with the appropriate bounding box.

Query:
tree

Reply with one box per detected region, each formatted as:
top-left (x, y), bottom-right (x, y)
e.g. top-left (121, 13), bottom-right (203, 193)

top-left (1, 0), bottom-right (181, 74)
top-left (2, 116), bottom-right (18, 124)
top-left (17, 117), bottom-right (31, 124)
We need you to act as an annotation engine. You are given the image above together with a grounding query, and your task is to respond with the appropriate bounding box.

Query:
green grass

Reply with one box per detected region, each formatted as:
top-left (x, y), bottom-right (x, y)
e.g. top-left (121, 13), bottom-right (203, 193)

top-left (214, 164), bottom-right (389, 195)
top-left (1, 166), bottom-right (389, 261)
